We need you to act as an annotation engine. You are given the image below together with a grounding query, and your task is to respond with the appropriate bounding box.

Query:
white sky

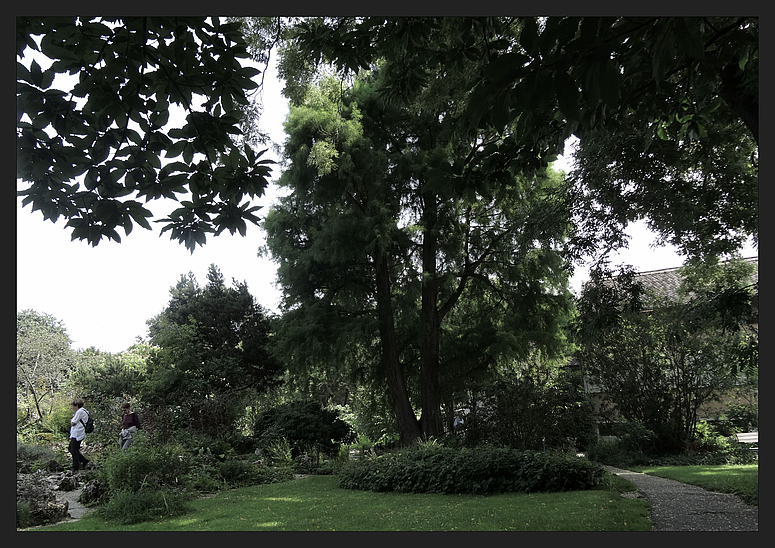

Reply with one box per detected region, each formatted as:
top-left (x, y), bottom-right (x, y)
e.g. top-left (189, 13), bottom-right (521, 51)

top-left (16, 50), bottom-right (756, 354)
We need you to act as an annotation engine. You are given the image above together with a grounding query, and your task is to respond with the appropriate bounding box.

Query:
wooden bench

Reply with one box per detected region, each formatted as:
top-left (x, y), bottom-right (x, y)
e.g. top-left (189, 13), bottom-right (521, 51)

top-left (735, 432), bottom-right (758, 451)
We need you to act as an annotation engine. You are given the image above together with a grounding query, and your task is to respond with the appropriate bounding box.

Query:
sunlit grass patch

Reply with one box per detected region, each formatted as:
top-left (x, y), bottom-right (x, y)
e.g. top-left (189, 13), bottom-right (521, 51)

top-left (30, 474), bottom-right (651, 532)
top-left (634, 464), bottom-right (758, 505)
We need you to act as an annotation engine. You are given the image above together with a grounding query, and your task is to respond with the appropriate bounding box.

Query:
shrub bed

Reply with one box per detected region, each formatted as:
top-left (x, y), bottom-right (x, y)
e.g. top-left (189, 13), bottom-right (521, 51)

top-left (337, 444), bottom-right (604, 495)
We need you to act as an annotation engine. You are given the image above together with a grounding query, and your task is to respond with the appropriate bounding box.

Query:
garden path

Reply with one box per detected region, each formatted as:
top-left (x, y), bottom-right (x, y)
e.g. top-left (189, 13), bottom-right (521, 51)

top-left (603, 465), bottom-right (758, 531)
top-left (56, 486), bottom-right (90, 521)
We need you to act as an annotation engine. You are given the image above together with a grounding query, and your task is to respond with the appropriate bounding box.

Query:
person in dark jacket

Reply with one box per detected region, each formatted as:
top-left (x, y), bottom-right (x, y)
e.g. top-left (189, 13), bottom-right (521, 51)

top-left (118, 402), bottom-right (142, 452)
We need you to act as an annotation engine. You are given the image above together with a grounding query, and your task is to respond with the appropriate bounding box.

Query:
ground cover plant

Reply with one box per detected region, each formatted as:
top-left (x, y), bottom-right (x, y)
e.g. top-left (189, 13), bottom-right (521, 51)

top-left (632, 464), bottom-right (758, 506)
top-left (27, 474), bottom-right (651, 531)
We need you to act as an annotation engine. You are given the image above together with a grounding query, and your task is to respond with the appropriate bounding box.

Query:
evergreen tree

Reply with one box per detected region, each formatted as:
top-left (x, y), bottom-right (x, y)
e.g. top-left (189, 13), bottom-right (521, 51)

top-left (266, 59), bottom-right (574, 443)
top-left (143, 265), bottom-right (282, 434)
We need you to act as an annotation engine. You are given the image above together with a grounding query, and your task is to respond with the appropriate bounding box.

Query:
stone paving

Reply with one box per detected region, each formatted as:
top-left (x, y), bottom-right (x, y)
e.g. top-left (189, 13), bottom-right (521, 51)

top-left (54, 486), bottom-right (90, 521)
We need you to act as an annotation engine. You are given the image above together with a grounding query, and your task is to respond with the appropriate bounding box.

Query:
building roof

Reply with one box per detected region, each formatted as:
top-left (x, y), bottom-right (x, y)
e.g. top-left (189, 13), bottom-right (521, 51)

top-left (633, 256), bottom-right (758, 303)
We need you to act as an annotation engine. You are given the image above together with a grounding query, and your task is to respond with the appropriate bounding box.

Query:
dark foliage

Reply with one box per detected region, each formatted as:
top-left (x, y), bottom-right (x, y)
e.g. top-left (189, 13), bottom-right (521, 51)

top-left (253, 400), bottom-right (356, 458)
top-left (338, 443), bottom-right (604, 495)
top-left (462, 368), bottom-right (597, 452)
top-left (142, 265), bottom-right (283, 437)
top-left (17, 16), bottom-right (273, 251)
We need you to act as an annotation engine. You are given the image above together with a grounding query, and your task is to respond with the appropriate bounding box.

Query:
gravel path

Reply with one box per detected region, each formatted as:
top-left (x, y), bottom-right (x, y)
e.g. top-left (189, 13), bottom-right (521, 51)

top-left (603, 465), bottom-right (758, 531)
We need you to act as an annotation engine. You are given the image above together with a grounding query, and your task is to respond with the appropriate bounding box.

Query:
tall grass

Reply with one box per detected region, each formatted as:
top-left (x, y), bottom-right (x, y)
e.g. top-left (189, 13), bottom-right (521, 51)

top-left (28, 474), bottom-right (651, 531)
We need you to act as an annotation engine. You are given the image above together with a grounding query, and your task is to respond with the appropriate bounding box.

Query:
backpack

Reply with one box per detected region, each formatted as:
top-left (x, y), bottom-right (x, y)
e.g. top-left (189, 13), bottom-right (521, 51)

top-left (81, 415), bottom-right (95, 434)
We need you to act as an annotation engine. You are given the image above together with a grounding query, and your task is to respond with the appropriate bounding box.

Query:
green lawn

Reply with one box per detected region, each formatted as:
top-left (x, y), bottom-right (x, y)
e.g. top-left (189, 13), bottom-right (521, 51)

top-left (28, 474), bottom-right (652, 531)
top-left (633, 464), bottom-right (758, 505)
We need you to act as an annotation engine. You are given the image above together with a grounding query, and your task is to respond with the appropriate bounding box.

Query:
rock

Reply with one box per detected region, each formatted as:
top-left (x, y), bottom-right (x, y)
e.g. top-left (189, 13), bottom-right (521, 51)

top-left (80, 477), bottom-right (108, 506)
top-left (46, 459), bottom-right (65, 473)
top-left (17, 472), bottom-right (70, 528)
top-left (17, 461), bottom-right (32, 474)
top-left (28, 500), bottom-right (70, 527)
top-left (55, 472), bottom-right (81, 492)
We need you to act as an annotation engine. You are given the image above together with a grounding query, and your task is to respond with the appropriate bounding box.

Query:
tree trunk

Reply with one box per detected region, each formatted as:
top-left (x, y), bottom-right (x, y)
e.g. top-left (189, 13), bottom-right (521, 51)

top-left (419, 286), bottom-right (443, 438)
top-left (419, 191), bottom-right (444, 439)
top-left (375, 255), bottom-right (421, 446)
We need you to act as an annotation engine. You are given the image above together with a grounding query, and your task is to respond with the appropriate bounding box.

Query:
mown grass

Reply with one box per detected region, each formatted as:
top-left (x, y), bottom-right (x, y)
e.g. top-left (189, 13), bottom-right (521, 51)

top-left (631, 464), bottom-right (758, 505)
top-left (27, 474), bottom-right (652, 531)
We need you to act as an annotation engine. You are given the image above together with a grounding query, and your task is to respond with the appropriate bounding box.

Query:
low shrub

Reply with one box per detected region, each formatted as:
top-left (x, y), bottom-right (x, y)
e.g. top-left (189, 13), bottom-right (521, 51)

top-left (586, 439), bottom-right (652, 468)
top-left (102, 434), bottom-right (193, 493)
top-left (176, 431), bottom-right (236, 461)
top-left (217, 459), bottom-right (274, 488)
top-left (180, 465), bottom-right (223, 493)
top-left (292, 452), bottom-right (342, 476)
top-left (314, 459), bottom-right (341, 475)
top-left (39, 402), bottom-right (75, 439)
top-left (94, 487), bottom-right (192, 525)
top-left (587, 421), bottom-right (759, 468)
top-left (265, 437), bottom-right (293, 467)
top-left (252, 463), bottom-right (295, 484)
top-left (613, 421), bottom-right (658, 454)
top-left (16, 442), bottom-right (67, 472)
top-left (725, 442), bottom-right (758, 465)
top-left (694, 422), bottom-right (725, 450)
top-left (292, 452), bottom-right (317, 475)
top-left (17, 442), bottom-right (56, 464)
top-left (337, 443), bottom-right (604, 495)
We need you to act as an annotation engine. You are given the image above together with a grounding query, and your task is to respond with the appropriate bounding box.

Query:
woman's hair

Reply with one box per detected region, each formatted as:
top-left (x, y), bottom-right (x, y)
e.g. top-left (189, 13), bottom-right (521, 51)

top-left (121, 402), bottom-right (131, 410)
top-left (71, 398), bottom-right (84, 408)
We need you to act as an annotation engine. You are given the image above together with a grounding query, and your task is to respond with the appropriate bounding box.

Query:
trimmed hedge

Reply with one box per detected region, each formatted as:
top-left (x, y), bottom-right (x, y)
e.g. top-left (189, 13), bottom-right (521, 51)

top-left (337, 444), bottom-right (604, 495)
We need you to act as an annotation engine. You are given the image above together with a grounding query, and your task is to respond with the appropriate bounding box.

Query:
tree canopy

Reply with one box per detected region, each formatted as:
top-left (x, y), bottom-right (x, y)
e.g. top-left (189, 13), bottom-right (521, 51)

top-left (289, 16), bottom-right (758, 262)
top-left (144, 265), bottom-right (282, 408)
top-left (18, 16), bottom-right (757, 261)
top-left (17, 310), bottom-right (74, 424)
top-left (17, 16), bottom-right (274, 252)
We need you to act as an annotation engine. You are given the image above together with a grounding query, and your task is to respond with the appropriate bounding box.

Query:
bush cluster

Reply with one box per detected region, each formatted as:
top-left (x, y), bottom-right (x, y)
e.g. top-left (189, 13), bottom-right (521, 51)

top-left (16, 442), bottom-right (62, 471)
top-left (253, 400), bottom-right (356, 459)
top-left (95, 487), bottom-right (191, 525)
top-left (102, 435), bottom-right (191, 493)
top-left (214, 459), bottom-right (293, 488)
top-left (337, 443), bottom-right (604, 495)
top-left (89, 430), bottom-right (296, 524)
top-left (16, 502), bottom-right (32, 529)
top-left (586, 419), bottom-right (759, 468)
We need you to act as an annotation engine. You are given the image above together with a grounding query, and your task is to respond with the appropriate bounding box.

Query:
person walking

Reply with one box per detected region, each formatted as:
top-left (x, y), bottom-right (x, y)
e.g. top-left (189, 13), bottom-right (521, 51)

top-left (68, 398), bottom-right (90, 472)
top-left (118, 402), bottom-right (141, 452)
top-left (453, 410), bottom-right (465, 432)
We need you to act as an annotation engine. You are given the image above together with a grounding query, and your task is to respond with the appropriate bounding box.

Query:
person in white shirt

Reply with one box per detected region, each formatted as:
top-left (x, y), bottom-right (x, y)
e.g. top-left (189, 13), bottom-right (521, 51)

top-left (68, 398), bottom-right (90, 472)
